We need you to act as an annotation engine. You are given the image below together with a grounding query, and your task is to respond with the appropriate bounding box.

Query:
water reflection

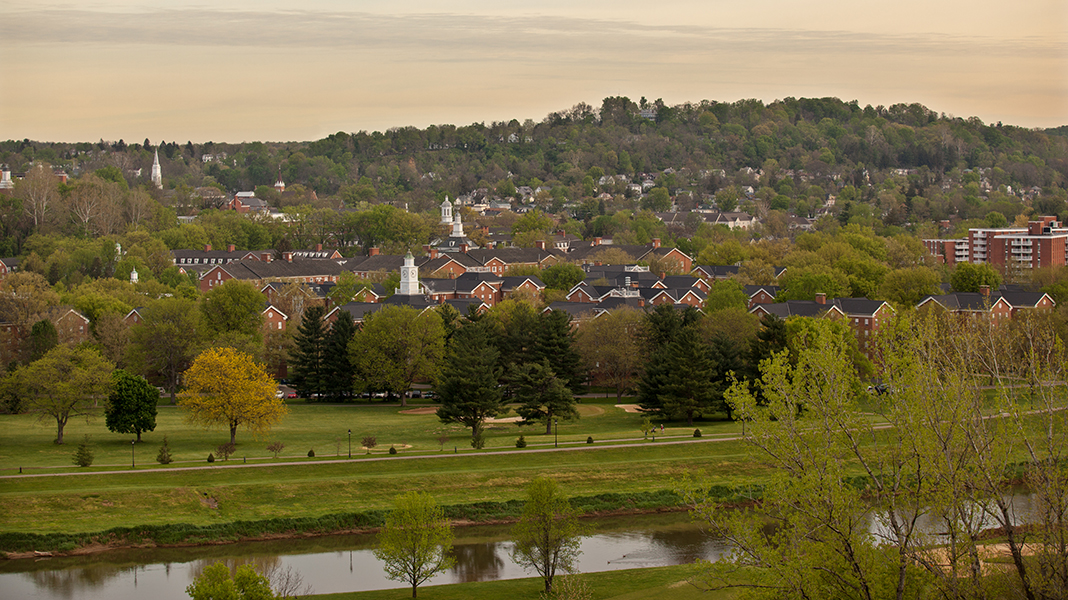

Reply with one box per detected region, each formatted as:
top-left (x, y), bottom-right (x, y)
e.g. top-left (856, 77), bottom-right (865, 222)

top-left (450, 542), bottom-right (507, 582)
top-left (0, 512), bottom-right (712, 600)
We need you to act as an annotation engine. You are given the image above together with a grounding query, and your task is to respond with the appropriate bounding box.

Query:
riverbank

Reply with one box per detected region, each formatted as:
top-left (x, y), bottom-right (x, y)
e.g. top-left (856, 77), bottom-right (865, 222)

top-left (2, 488), bottom-right (743, 558)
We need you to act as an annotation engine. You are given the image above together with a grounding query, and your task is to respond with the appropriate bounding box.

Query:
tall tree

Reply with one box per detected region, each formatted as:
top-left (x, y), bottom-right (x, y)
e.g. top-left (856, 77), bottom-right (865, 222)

top-left (575, 306), bottom-right (646, 398)
top-left (323, 314), bottom-right (356, 399)
top-left (5, 345), bottom-right (113, 444)
top-left (200, 279), bottom-right (264, 347)
top-left (127, 297), bottom-right (201, 403)
top-left (533, 310), bottom-right (584, 392)
top-left (104, 369), bottom-right (158, 442)
top-left (373, 492), bottom-right (455, 599)
top-left (179, 347), bottom-right (287, 444)
top-left (288, 305), bottom-right (328, 398)
top-left (350, 306), bottom-right (445, 406)
top-left (28, 319), bottom-right (58, 362)
top-left (436, 321), bottom-right (504, 441)
top-left (510, 360), bottom-right (579, 435)
top-left (511, 477), bottom-right (586, 595)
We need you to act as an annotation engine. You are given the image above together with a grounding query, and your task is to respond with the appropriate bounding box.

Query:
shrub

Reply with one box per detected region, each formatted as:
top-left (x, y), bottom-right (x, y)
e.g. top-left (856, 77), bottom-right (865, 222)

top-left (156, 436), bottom-right (173, 464)
top-left (587, 436), bottom-right (594, 444)
top-left (266, 441), bottom-right (285, 459)
top-left (215, 442), bottom-right (236, 461)
top-left (693, 428), bottom-right (702, 438)
top-left (362, 436), bottom-right (377, 454)
top-left (307, 449), bottom-right (315, 457)
top-left (515, 435), bottom-right (527, 448)
top-left (207, 453), bottom-right (215, 463)
top-left (388, 445), bottom-right (397, 455)
top-left (72, 435), bottom-right (94, 467)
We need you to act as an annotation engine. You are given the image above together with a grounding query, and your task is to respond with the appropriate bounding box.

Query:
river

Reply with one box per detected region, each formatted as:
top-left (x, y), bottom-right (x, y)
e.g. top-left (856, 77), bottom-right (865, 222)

top-left (0, 512), bottom-right (727, 600)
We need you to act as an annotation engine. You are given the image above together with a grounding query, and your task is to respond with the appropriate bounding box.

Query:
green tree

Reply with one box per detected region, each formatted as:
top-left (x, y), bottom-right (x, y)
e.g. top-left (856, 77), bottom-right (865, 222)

top-left (350, 306), bottom-right (445, 406)
top-left (28, 318), bottom-right (58, 362)
top-left (373, 491), bottom-right (455, 599)
top-left (950, 261), bottom-right (1002, 293)
top-left (703, 279), bottom-right (749, 313)
top-left (510, 360), bottom-right (579, 435)
top-left (877, 266), bottom-right (942, 306)
top-left (540, 263), bottom-right (585, 290)
top-left (128, 297), bottom-right (201, 403)
top-left (105, 369), bottom-right (158, 442)
top-left (288, 305), bottom-right (328, 398)
top-left (575, 307), bottom-right (645, 398)
top-left (436, 321), bottom-right (504, 440)
top-left (534, 310), bottom-right (585, 392)
top-left (511, 477), bottom-right (586, 594)
top-left (7, 345), bottom-right (113, 444)
top-left (641, 187), bottom-right (671, 212)
top-left (200, 279), bottom-right (264, 342)
top-left (186, 563), bottom-right (274, 600)
top-left (323, 314), bottom-right (356, 399)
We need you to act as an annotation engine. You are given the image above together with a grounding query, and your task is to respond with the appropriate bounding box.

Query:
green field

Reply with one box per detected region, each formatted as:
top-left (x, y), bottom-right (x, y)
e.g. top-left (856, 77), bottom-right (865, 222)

top-left (0, 398), bottom-right (765, 539)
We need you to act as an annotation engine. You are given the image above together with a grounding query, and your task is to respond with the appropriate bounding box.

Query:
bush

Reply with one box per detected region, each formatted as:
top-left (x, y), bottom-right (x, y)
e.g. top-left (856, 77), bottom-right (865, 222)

top-left (266, 441), bottom-right (285, 459)
top-left (388, 445), bottom-right (397, 455)
top-left (72, 435), bottom-right (94, 467)
top-left (156, 436), bottom-right (173, 464)
top-left (215, 442), bottom-right (236, 461)
top-left (586, 436), bottom-right (594, 444)
top-left (693, 428), bottom-right (702, 438)
top-left (207, 453), bottom-right (215, 463)
top-left (307, 449), bottom-right (315, 458)
top-left (515, 435), bottom-right (527, 448)
top-left (362, 436), bottom-right (377, 454)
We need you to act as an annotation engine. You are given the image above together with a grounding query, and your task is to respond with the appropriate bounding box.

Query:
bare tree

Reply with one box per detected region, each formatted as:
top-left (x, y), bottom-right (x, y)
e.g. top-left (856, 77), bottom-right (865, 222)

top-left (16, 163), bottom-right (58, 228)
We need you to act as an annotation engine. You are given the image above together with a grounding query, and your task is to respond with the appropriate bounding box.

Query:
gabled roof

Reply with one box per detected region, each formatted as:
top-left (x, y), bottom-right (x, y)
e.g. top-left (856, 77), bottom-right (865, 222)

top-left (831, 298), bottom-right (892, 318)
top-left (744, 284), bottom-right (780, 298)
top-left (500, 275), bottom-right (545, 291)
top-left (750, 300), bottom-right (842, 319)
top-left (543, 302), bottom-right (599, 319)
top-left (693, 265), bottom-right (739, 279)
top-left (465, 247), bottom-right (563, 265)
top-left (660, 275), bottom-right (702, 289)
top-left (999, 291), bottom-right (1055, 308)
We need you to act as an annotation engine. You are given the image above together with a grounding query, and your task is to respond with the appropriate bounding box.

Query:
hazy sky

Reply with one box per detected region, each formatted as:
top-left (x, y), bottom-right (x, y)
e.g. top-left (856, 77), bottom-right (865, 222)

top-left (2, 0), bottom-right (1065, 143)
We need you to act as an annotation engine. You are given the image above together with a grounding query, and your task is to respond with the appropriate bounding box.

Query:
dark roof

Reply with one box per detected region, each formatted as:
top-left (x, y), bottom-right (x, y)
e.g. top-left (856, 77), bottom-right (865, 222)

top-left (219, 258), bottom-right (346, 280)
top-left (465, 247), bottom-right (563, 265)
top-left (333, 302), bottom-right (384, 322)
top-left (751, 300), bottom-right (836, 318)
top-left (543, 302), bottom-right (599, 319)
top-left (744, 284), bottom-right (780, 297)
top-left (831, 298), bottom-right (890, 317)
top-left (693, 265), bottom-right (739, 278)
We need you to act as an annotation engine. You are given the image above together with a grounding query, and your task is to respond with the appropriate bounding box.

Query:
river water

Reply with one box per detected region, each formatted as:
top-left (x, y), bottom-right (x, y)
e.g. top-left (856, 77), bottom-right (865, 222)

top-left (0, 512), bottom-right (728, 600)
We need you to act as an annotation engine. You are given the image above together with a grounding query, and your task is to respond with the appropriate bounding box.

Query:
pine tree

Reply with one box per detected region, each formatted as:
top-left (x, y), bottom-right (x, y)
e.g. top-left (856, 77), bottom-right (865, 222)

top-left (323, 314), bottom-right (356, 399)
top-left (156, 435), bottom-right (173, 464)
top-left (510, 360), bottom-right (579, 435)
top-left (72, 435), bottom-right (95, 467)
top-left (533, 310), bottom-right (585, 392)
top-left (436, 322), bottom-right (504, 440)
top-left (289, 305), bottom-right (328, 398)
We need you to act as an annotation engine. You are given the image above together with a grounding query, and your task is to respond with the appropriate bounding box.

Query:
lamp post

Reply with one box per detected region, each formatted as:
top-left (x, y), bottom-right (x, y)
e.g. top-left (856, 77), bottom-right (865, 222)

top-left (131, 439), bottom-right (136, 468)
top-left (348, 429), bottom-right (351, 459)
top-left (554, 418), bottom-right (558, 448)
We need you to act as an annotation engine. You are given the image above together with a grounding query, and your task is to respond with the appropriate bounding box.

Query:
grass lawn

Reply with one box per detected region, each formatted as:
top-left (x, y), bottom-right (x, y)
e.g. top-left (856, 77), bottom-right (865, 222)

top-left (308, 564), bottom-right (745, 600)
top-left (0, 397), bottom-right (747, 471)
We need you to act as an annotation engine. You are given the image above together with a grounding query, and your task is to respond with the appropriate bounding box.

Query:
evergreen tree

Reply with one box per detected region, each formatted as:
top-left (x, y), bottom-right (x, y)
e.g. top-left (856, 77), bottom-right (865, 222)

top-left (533, 310), bottom-right (585, 392)
top-left (510, 360), bottom-right (579, 435)
top-left (288, 305), bottom-right (328, 398)
top-left (323, 315), bottom-right (356, 399)
top-left (28, 319), bottom-right (58, 362)
top-left (747, 313), bottom-right (788, 405)
top-left (436, 322), bottom-right (504, 441)
top-left (657, 328), bottom-right (720, 426)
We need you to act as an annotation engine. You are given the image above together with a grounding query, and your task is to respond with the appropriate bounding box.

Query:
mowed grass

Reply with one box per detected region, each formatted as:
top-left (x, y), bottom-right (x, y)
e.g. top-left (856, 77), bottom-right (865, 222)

top-left (0, 398), bottom-right (745, 471)
top-left (0, 399), bottom-right (764, 535)
top-left (310, 564), bottom-right (751, 600)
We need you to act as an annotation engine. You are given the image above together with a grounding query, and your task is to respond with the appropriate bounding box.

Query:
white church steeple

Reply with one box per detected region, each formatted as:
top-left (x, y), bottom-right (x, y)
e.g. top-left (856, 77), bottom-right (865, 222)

top-left (150, 149), bottom-right (162, 189)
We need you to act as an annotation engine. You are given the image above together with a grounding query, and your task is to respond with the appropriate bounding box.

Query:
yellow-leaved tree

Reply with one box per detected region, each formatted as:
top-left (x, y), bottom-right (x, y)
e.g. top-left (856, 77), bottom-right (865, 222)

top-left (178, 347), bottom-right (287, 445)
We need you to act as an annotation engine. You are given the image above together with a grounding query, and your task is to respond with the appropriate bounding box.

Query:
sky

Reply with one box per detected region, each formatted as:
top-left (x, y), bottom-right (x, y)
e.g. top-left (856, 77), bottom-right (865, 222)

top-left (2, 0), bottom-right (1066, 143)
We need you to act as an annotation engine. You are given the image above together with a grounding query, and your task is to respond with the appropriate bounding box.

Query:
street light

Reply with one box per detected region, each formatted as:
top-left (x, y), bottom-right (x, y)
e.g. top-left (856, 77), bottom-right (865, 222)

top-left (348, 429), bottom-right (352, 459)
top-left (131, 439), bottom-right (136, 468)
top-left (554, 418), bottom-right (558, 448)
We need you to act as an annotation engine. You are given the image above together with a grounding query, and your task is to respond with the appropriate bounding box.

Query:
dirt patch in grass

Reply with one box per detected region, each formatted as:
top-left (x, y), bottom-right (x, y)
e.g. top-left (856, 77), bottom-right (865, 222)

top-left (578, 405), bottom-right (606, 417)
top-left (616, 404), bottom-right (647, 413)
top-left (399, 407), bottom-right (438, 415)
